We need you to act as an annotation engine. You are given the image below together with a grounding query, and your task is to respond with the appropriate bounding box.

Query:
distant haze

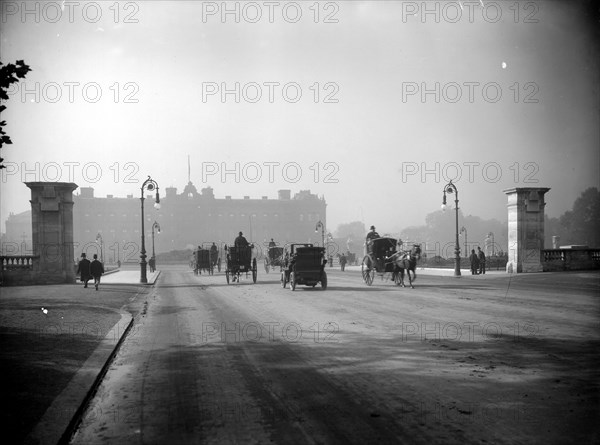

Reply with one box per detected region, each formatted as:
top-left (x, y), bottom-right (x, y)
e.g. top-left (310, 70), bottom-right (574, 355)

top-left (1, 1), bottom-right (598, 235)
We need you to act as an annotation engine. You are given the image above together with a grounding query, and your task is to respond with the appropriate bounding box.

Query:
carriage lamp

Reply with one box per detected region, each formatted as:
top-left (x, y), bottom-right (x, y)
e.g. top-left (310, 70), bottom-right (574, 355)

top-left (140, 176), bottom-right (160, 283)
top-left (441, 180), bottom-right (461, 277)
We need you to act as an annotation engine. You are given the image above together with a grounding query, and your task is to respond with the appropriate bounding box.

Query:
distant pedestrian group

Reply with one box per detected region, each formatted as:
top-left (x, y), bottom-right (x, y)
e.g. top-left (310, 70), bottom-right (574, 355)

top-left (77, 253), bottom-right (104, 290)
top-left (469, 247), bottom-right (486, 275)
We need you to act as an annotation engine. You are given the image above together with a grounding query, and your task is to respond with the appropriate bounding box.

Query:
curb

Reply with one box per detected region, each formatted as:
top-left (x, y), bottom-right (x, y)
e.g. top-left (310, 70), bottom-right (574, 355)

top-left (22, 310), bottom-right (133, 445)
top-left (58, 313), bottom-right (134, 445)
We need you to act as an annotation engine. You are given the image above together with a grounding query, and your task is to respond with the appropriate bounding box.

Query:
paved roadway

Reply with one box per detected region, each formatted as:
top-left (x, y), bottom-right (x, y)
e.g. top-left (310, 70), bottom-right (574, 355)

top-left (71, 265), bottom-right (599, 444)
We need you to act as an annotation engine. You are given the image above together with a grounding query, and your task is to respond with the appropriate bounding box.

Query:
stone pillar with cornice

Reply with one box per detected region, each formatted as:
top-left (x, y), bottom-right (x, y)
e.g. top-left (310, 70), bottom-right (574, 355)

top-left (503, 187), bottom-right (550, 273)
top-left (26, 182), bottom-right (78, 284)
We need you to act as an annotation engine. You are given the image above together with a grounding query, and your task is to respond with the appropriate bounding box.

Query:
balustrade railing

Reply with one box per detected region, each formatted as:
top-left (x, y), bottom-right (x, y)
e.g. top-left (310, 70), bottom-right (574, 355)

top-left (1, 256), bottom-right (36, 271)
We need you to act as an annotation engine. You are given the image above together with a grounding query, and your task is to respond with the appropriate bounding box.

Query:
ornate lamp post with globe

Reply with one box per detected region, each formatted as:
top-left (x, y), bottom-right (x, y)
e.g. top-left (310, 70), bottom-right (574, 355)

top-left (151, 221), bottom-right (161, 269)
top-left (315, 220), bottom-right (325, 247)
top-left (140, 176), bottom-right (160, 283)
top-left (442, 180), bottom-right (461, 277)
top-left (95, 233), bottom-right (104, 264)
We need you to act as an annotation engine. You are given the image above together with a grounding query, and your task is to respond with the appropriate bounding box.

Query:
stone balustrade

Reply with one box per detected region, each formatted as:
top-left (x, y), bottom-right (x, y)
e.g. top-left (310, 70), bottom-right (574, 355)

top-left (542, 249), bottom-right (600, 271)
top-left (1, 255), bottom-right (37, 270)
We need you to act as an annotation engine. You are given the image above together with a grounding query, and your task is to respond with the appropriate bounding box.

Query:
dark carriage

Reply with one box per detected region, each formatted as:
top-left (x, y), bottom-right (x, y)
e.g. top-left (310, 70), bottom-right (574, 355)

top-left (361, 237), bottom-right (398, 285)
top-left (194, 247), bottom-right (213, 275)
top-left (281, 244), bottom-right (328, 290)
top-left (264, 246), bottom-right (285, 273)
top-left (346, 252), bottom-right (357, 266)
top-left (225, 245), bottom-right (257, 284)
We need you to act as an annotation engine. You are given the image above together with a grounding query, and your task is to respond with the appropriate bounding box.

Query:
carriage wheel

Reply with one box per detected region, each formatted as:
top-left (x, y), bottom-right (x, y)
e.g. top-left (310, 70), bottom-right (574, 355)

top-left (290, 271), bottom-right (296, 291)
top-left (225, 269), bottom-right (230, 284)
top-left (252, 259), bottom-right (257, 283)
top-left (361, 256), bottom-right (374, 286)
top-left (321, 271), bottom-right (328, 290)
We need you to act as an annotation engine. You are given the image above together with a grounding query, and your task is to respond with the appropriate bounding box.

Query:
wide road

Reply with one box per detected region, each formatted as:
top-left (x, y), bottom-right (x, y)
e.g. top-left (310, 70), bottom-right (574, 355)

top-left (71, 265), bottom-right (599, 444)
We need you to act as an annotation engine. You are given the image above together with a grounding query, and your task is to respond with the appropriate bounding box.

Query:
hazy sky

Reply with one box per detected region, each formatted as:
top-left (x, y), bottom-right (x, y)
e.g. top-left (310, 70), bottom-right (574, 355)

top-left (1, 0), bottom-right (598, 234)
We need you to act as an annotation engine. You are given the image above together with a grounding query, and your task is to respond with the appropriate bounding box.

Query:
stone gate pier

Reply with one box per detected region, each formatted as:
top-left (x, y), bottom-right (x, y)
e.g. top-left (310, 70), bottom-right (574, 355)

top-left (504, 187), bottom-right (550, 273)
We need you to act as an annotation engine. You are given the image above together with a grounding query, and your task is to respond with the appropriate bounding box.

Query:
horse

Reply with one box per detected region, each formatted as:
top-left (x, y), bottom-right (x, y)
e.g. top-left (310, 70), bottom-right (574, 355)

top-left (390, 244), bottom-right (422, 288)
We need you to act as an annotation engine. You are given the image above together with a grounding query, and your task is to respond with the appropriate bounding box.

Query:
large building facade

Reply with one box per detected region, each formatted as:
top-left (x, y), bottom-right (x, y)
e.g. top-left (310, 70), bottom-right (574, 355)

top-left (3, 182), bottom-right (327, 263)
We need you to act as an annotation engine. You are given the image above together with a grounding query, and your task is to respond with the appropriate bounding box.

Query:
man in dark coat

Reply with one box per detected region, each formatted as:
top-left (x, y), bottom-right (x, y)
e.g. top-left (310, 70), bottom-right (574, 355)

top-left (339, 254), bottom-right (347, 271)
top-left (76, 253), bottom-right (91, 288)
top-left (90, 254), bottom-right (104, 291)
top-left (469, 249), bottom-right (480, 275)
top-left (477, 246), bottom-right (486, 275)
top-left (365, 225), bottom-right (380, 254)
top-left (234, 231), bottom-right (249, 248)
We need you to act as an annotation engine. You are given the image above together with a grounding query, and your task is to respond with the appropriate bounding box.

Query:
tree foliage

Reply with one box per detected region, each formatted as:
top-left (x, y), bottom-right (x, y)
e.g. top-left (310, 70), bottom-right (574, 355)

top-left (334, 221), bottom-right (366, 241)
top-left (1, 59), bottom-right (32, 168)
top-left (556, 187), bottom-right (600, 247)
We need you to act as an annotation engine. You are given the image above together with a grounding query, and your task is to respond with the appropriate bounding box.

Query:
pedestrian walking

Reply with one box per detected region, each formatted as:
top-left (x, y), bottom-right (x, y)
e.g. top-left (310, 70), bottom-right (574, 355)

top-left (469, 249), bottom-right (479, 275)
top-left (90, 254), bottom-right (104, 291)
top-left (76, 253), bottom-right (91, 288)
top-left (339, 254), bottom-right (347, 271)
top-left (477, 246), bottom-right (486, 275)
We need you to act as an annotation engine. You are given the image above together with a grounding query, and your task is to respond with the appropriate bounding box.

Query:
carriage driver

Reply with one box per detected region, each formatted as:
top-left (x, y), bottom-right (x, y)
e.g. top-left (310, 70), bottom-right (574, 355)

top-left (234, 231), bottom-right (249, 248)
top-left (365, 225), bottom-right (380, 254)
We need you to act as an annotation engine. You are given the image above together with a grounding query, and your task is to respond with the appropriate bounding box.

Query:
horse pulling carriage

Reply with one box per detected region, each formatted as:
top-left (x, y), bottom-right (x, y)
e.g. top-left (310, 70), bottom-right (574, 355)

top-left (264, 246), bottom-right (285, 273)
top-left (361, 237), bottom-right (421, 288)
top-left (225, 244), bottom-right (257, 284)
top-left (281, 243), bottom-right (328, 290)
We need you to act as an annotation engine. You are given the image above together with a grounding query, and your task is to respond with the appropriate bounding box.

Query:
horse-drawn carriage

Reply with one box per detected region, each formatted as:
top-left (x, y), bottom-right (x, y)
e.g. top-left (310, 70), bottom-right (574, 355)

top-left (224, 244), bottom-right (257, 284)
top-left (361, 237), bottom-right (421, 288)
top-left (264, 246), bottom-right (285, 273)
top-left (194, 247), bottom-right (213, 275)
top-left (281, 243), bottom-right (328, 290)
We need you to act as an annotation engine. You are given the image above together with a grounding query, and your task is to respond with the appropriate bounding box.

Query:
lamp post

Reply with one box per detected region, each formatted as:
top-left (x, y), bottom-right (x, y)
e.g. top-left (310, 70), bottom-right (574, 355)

top-left (315, 220), bottom-right (325, 247)
top-left (151, 221), bottom-right (161, 268)
top-left (442, 180), bottom-right (461, 277)
top-left (460, 226), bottom-right (467, 259)
top-left (488, 232), bottom-right (495, 256)
top-left (95, 233), bottom-right (104, 263)
top-left (140, 176), bottom-right (160, 283)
